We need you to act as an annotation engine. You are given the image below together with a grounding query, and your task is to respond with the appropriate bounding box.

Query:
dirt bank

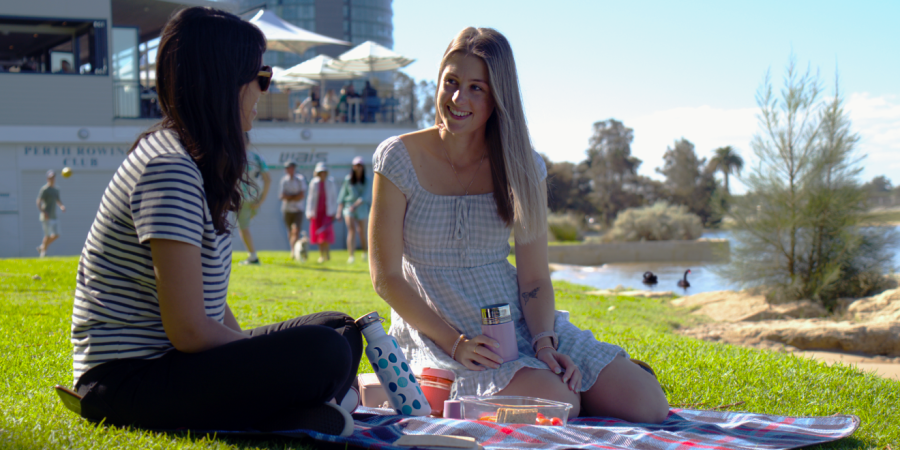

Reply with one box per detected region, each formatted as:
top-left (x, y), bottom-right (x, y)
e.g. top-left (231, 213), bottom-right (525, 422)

top-left (673, 288), bottom-right (900, 380)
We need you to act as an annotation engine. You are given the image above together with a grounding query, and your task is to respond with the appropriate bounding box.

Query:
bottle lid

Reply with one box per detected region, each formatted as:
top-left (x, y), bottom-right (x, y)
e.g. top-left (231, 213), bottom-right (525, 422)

top-left (355, 311), bottom-right (384, 330)
top-left (421, 367), bottom-right (456, 382)
top-left (481, 303), bottom-right (512, 325)
top-left (443, 400), bottom-right (462, 419)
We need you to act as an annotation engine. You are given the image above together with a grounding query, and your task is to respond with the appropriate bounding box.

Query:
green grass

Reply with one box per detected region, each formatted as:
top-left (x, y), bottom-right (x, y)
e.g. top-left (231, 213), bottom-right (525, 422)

top-left (863, 210), bottom-right (900, 224)
top-left (2, 251), bottom-right (898, 448)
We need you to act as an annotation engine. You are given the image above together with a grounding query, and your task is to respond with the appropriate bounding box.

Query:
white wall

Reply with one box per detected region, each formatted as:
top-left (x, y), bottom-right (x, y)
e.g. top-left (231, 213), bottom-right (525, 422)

top-left (0, 76), bottom-right (115, 127)
top-left (1, 0), bottom-right (115, 127)
top-left (0, 124), bottom-right (414, 257)
top-left (3, 0), bottom-right (110, 19)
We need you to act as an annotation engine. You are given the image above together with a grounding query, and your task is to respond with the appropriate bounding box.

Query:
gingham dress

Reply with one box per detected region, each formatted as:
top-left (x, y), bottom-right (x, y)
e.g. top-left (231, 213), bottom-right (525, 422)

top-left (372, 136), bottom-right (627, 398)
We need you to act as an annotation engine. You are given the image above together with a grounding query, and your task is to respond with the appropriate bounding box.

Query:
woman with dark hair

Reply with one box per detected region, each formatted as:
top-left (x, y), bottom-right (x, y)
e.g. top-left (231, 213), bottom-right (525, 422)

top-left (336, 156), bottom-right (371, 263)
top-left (70, 7), bottom-right (360, 435)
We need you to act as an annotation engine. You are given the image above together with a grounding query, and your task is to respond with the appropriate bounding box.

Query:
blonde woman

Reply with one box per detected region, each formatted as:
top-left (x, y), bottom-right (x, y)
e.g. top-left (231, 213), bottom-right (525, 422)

top-left (368, 27), bottom-right (668, 423)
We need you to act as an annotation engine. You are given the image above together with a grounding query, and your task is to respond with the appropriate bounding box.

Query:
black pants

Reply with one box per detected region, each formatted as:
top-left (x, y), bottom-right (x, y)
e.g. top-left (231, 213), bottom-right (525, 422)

top-left (76, 311), bottom-right (362, 431)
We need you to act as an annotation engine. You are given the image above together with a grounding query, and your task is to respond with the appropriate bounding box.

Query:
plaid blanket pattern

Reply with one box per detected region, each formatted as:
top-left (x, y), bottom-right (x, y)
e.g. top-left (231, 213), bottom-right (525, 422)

top-left (267, 406), bottom-right (859, 450)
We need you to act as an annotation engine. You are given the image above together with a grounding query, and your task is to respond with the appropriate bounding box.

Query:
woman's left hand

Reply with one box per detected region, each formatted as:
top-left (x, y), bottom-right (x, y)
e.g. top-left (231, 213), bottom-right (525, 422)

top-left (536, 347), bottom-right (582, 392)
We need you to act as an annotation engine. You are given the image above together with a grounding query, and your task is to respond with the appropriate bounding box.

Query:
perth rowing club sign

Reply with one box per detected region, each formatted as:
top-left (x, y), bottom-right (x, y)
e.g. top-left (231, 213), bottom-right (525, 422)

top-left (20, 145), bottom-right (128, 170)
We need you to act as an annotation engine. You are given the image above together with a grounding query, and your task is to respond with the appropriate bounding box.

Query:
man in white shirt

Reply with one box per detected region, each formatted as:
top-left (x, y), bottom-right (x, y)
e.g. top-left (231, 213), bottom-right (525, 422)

top-left (279, 161), bottom-right (307, 260)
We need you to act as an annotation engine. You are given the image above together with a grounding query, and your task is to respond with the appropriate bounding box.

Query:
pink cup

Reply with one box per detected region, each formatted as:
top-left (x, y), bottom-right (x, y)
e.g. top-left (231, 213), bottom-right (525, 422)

top-left (481, 303), bottom-right (519, 363)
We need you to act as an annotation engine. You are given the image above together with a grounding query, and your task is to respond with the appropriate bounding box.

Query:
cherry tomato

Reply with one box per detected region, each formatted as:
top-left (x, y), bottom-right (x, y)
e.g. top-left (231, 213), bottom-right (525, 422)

top-left (537, 418), bottom-right (552, 426)
top-left (550, 417), bottom-right (563, 426)
top-left (536, 413), bottom-right (546, 420)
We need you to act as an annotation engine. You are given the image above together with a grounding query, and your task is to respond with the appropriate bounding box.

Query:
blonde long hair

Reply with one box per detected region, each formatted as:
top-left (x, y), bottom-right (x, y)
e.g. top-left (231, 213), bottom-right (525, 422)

top-left (435, 27), bottom-right (547, 243)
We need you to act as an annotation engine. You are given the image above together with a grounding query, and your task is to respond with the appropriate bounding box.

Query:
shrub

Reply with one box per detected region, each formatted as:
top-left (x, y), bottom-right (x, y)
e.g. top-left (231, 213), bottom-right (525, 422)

top-left (723, 59), bottom-right (898, 306)
top-left (547, 213), bottom-right (582, 242)
top-left (605, 202), bottom-right (703, 242)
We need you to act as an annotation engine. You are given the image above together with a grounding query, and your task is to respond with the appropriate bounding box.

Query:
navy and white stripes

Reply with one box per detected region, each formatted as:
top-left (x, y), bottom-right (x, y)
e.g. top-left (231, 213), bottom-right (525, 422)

top-left (72, 129), bottom-right (231, 385)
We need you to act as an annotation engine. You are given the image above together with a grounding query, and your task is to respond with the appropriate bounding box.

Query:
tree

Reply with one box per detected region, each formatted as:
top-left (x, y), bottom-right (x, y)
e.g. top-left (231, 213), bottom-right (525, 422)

top-left (392, 73), bottom-right (436, 129)
top-left (393, 71), bottom-right (417, 125)
top-left (542, 156), bottom-right (594, 215)
top-left (656, 138), bottom-right (719, 225)
top-left (580, 119), bottom-right (646, 224)
top-left (863, 175), bottom-right (892, 194)
top-left (863, 175), bottom-right (895, 207)
top-left (723, 60), bottom-right (897, 306)
top-left (708, 146), bottom-right (744, 195)
top-left (415, 80), bottom-right (436, 129)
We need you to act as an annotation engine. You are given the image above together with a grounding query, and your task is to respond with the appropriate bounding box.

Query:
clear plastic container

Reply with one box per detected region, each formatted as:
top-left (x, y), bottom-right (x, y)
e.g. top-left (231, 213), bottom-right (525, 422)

top-left (460, 396), bottom-right (573, 426)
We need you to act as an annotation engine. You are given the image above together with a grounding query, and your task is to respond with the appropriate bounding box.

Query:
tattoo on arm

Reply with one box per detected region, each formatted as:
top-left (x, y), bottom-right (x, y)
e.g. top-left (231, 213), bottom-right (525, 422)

top-left (520, 287), bottom-right (540, 306)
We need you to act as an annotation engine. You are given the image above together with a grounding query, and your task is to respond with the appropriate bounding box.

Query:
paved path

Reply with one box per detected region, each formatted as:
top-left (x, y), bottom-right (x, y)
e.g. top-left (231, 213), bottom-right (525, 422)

top-left (796, 351), bottom-right (900, 380)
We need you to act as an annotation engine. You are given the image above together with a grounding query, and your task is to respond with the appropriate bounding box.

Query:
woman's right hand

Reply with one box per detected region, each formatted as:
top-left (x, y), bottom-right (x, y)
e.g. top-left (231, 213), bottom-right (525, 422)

top-left (453, 335), bottom-right (503, 371)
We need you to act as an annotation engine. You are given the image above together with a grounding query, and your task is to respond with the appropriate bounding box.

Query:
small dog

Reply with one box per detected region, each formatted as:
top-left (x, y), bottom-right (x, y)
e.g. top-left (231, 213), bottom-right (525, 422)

top-left (291, 236), bottom-right (310, 262)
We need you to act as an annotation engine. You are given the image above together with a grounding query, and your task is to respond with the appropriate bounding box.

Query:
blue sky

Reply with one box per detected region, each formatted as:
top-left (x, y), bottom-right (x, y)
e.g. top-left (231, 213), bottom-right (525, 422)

top-left (392, 0), bottom-right (900, 193)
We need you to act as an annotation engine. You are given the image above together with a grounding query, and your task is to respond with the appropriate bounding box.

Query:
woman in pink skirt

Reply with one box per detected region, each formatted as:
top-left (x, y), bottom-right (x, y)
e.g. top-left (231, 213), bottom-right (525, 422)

top-left (306, 162), bottom-right (337, 262)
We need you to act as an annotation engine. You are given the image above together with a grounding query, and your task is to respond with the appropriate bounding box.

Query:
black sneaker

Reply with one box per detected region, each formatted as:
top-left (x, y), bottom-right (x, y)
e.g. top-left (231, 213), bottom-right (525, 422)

top-left (289, 402), bottom-right (354, 436)
top-left (239, 257), bottom-right (260, 265)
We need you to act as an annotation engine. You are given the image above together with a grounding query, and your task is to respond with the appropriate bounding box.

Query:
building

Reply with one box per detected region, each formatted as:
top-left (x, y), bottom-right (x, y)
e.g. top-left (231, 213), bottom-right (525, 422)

top-left (240, 0), bottom-right (394, 92)
top-left (239, 0), bottom-right (393, 67)
top-left (0, 0), bottom-right (413, 258)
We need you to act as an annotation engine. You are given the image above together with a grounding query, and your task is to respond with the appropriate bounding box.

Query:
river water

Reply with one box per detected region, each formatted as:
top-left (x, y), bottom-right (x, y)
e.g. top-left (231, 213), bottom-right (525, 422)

top-left (550, 228), bottom-right (900, 295)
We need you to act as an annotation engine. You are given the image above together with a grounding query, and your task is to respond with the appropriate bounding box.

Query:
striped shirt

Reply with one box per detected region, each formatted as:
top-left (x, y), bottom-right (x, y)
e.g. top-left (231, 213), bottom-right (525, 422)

top-left (71, 129), bottom-right (231, 385)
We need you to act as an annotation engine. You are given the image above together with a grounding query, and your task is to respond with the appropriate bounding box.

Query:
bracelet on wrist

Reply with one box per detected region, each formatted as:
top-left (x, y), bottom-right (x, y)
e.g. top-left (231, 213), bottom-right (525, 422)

top-left (534, 344), bottom-right (555, 358)
top-left (530, 331), bottom-right (558, 351)
top-left (450, 334), bottom-right (465, 360)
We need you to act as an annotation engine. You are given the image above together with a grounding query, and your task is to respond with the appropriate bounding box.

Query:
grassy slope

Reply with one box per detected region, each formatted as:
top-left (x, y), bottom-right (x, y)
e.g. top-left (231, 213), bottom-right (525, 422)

top-left (1, 252), bottom-right (897, 449)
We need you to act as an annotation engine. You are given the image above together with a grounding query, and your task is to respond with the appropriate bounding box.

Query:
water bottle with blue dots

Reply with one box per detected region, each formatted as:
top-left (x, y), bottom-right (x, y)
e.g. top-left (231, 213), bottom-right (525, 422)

top-left (355, 311), bottom-right (431, 416)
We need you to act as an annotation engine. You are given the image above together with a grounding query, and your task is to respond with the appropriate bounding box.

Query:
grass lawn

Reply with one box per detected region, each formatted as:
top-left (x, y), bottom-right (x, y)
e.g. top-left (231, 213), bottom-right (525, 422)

top-left (2, 251), bottom-right (898, 449)
top-left (863, 209), bottom-right (900, 224)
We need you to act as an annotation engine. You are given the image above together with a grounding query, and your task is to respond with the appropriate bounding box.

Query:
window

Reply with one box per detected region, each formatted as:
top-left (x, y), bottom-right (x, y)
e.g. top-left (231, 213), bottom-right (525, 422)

top-left (0, 16), bottom-right (107, 75)
top-left (112, 27), bottom-right (139, 117)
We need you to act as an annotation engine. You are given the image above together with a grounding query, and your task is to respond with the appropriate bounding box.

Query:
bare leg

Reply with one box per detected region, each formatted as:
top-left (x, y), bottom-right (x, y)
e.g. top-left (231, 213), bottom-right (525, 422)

top-left (320, 242), bottom-right (330, 261)
top-left (356, 218), bottom-right (368, 252)
top-left (43, 234), bottom-right (59, 252)
top-left (497, 368), bottom-right (581, 417)
top-left (288, 224), bottom-right (299, 250)
top-left (239, 228), bottom-right (256, 254)
top-left (579, 355), bottom-right (668, 423)
top-left (344, 214), bottom-right (355, 257)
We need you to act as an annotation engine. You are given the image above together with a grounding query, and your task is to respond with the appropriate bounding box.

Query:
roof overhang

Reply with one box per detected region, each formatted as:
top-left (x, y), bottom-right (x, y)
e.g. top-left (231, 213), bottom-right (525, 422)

top-left (112, 0), bottom-right (238, 42)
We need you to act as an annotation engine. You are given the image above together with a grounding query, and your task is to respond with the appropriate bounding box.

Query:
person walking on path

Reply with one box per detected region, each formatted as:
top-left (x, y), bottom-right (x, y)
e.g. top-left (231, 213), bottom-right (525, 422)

top-left (336, 156), bottom-right (371, 264)
top-left (237, 140), bottom-right (271, 265)
top-left (36, 169), bottom-right (65, 257)
top-left (306, 162), bottom-right (337, 263)
top-left (279, 161), bottom-right (307, 260)
top-left (69, 7), bottom-right (360, 435)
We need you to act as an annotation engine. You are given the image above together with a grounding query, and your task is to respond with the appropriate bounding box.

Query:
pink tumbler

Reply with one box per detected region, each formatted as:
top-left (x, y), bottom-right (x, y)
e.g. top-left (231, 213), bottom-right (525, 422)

top-left (480, 303), bottom-right (519, 363)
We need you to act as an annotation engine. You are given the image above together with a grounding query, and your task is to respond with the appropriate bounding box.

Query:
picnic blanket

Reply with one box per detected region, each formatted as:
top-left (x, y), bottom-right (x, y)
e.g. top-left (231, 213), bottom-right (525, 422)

top-left (260, 406), bottom-right (859, 450)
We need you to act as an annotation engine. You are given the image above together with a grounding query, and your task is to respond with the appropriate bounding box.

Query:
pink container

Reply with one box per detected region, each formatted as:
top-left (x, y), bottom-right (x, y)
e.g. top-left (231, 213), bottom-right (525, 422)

top-left (418, 368), bottom-right (455, 416)
top-left (481, 303), bottom-right (519, 363)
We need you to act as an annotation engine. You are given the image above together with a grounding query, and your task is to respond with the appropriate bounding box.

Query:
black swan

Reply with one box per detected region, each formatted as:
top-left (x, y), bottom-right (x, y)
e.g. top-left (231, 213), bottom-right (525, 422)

top-left (677, 269), bottom-right (692, 288)
top-left (642, 271), bottom-right (658, 285)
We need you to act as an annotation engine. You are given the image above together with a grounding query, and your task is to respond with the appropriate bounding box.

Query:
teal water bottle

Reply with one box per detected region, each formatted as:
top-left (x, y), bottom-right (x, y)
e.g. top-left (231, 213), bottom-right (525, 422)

top-left (355, 312), bottom-right (431, 416)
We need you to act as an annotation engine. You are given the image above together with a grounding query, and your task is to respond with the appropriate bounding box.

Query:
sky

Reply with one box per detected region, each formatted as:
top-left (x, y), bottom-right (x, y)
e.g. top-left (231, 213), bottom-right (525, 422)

top-left (391, 0), bottom-right (900, 193)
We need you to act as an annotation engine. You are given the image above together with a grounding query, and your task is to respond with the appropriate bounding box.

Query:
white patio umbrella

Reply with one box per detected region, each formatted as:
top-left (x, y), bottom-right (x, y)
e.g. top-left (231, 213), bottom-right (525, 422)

top-left (328, 40), bottom-right (415, 73)
top-left (274, 54), bottom-right (361, 96)
top-left (270, 66), bottom-right (317, 90)
top-left (248, 10), bottom-right (350, 55)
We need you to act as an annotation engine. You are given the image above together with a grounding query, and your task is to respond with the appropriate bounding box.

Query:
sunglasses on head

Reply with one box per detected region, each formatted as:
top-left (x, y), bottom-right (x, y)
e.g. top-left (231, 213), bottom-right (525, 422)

top-left (258, 65), bottom-right (272, 92)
